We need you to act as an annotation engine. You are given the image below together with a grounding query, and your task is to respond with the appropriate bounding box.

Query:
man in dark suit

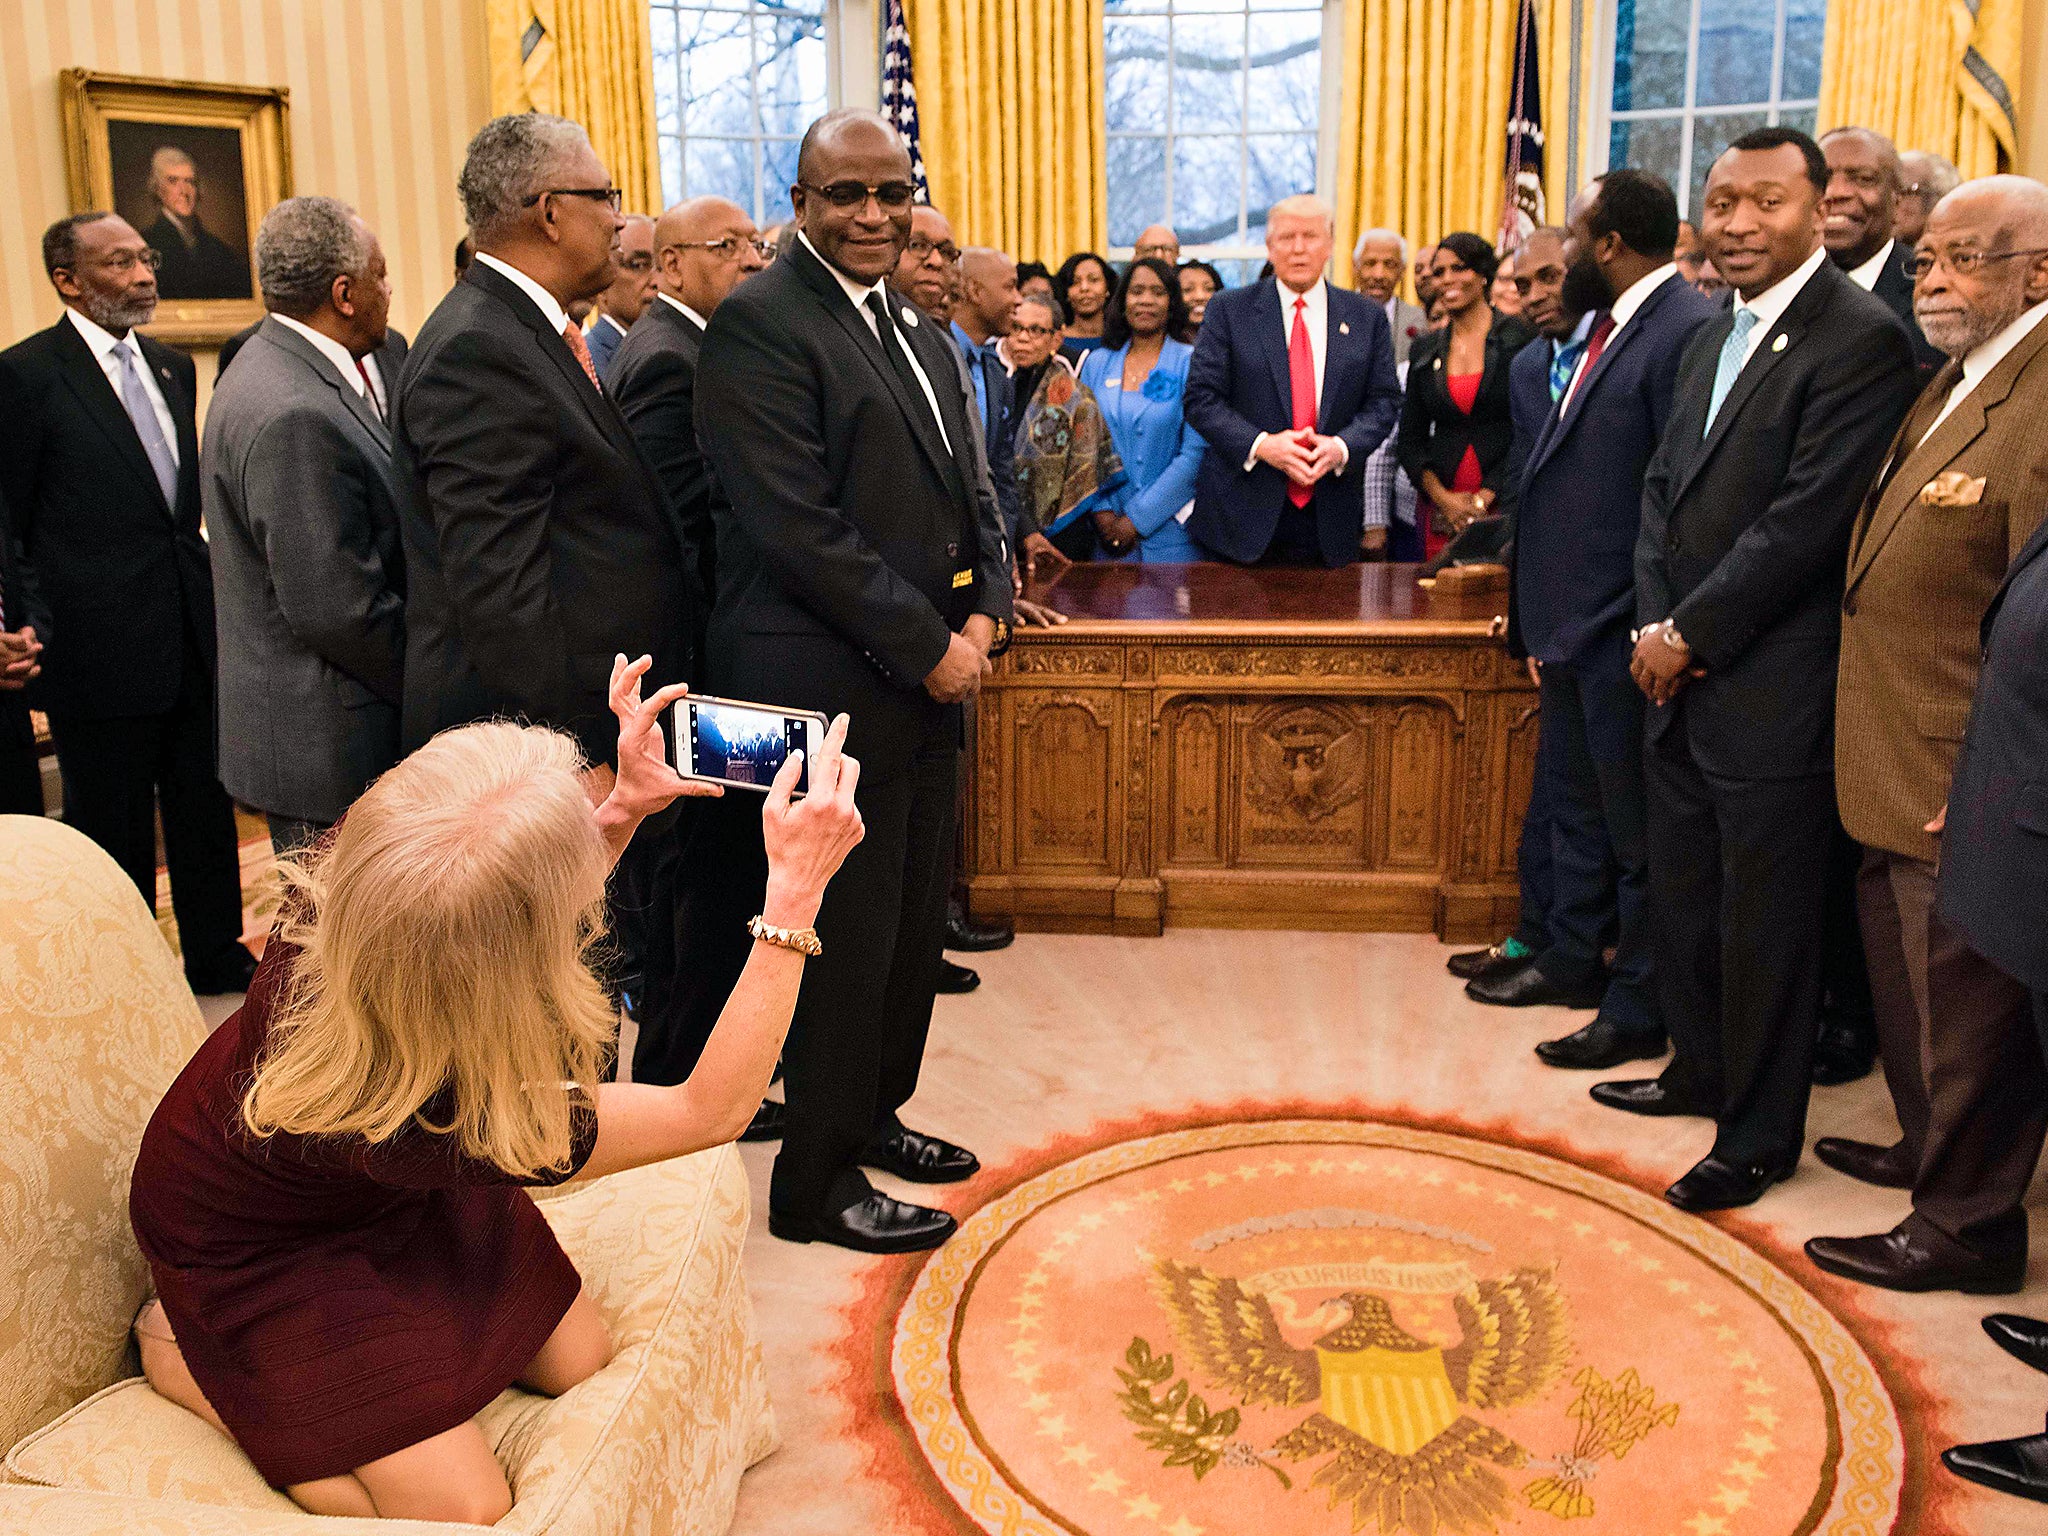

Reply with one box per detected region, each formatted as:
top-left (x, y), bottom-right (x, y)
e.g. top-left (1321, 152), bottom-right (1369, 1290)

top-left (204, 197), bottom-right (409, 855)
top-left (608, 193), bottom-right (769, 1095)
top-left (1821, 127), bottom-right (1943, 373)
top-left (0, 487), bottom-right (48, 816)
top-left (1923, 513), bottom-right (2048, 1504)
top-left (141, 147), bottom-right (251, 301)
top-left (950, 247), bottom-right (1027, 546)
top-left (1601, 129), bottom-right (1920, 1211)
top-left (1494, 176), bottom-right (1721, 1077)
top-left (0, 213), bottom-right (253, 992)
top-left (1186, 194), bottom-right (1403, 566)
top-left (695, 108), bottom-right (1012, 1253)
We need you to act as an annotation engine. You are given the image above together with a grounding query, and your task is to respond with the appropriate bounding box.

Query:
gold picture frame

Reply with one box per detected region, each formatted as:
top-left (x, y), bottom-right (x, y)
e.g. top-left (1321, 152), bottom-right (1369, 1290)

top-left (59, 69), bottom-right (292, 345)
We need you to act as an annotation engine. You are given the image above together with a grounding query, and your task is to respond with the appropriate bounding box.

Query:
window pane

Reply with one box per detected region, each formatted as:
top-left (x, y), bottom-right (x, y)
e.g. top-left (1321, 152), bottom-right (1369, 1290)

top-left (1695, 0), bottom-right (1775, 107)
top-left (1172, 133), bottom-right (1243, 245)
top-left (1609, 116), bottom-right (1684, 204)
top-left (1689, 109), bottom-right (1770, 217)
top-left (757, 16), bottom-right (826, 138)
top-left (1245, 134), bottom-right (1317, 233)
top-left (681, 14), bottom-right (757, 136)
top-left (1107, 136), bottom-right (1168, 247)
top-left (1172, 15), bottom-right (1246, 135)
top-left (758, 138), bottom-right (799, 226)
top-left (686, 136), bottom-right (758, 221)
top-left (1778, 105), bottom-right (1818, 137)
top-left (1104, 16), bottom-right (1169, 134)
top-left (1612, 0), bottom-right (1689, 112)
top-left (1244, 10), bottom-right (1321, 133)
top-left (653, 2), bottom-right (828, 216)
top-left (650, 7), bottom-right (682, 139)
top-left (1781, 0), bottom-right (1827, 100)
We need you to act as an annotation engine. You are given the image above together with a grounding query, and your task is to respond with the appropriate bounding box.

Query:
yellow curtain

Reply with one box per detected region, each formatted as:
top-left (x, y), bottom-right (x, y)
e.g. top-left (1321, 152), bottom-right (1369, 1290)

top-left (1332, 0), bottom-right (1523, 290)
top-left (485, 0), bottom-right (664, 216)
top-left (904, 0), bottom-right (1107, 262)
top-left (1817, 0), bottom-right (2019, 178)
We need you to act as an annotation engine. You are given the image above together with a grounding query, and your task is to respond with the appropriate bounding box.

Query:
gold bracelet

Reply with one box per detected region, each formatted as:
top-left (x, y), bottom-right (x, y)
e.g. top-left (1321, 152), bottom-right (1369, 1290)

top-left (748, 914), bottom-right (822, 956)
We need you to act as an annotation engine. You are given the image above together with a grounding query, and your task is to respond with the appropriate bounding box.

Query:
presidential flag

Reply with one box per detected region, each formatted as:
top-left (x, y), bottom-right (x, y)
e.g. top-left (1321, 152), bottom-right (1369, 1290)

top-left (881, 0), bottom-right (930, 203)
top-left (1498, 0), bottom-right (1545, 252)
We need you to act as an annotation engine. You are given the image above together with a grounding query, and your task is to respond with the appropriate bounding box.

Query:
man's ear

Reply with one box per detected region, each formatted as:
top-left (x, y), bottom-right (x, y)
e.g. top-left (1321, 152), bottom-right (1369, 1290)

top-left (51, 270), bottom-right (83, 303)
top-left (331, 272), bottom-right (355, 318)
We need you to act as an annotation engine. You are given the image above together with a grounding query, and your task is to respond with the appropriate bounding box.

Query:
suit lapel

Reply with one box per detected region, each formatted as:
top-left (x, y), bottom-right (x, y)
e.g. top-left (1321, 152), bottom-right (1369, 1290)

top-left (1317, 290), bottom-right (1359, 430)
top-left (1527, 316), bottom-right (1644, 481)
top-left (259, 319), bottom-right (392, 452)
top-left (463, 264), bottom-right (636, 453)
top-left (1255, 279), bottom-right (1297, 418)
top-left (50, 319), bottom-right (170, 515)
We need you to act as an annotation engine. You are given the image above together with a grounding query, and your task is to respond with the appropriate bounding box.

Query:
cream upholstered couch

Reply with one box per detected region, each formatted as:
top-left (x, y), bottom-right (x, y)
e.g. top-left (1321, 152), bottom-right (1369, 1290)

top-left (0, 814), bottom-right (776, 1533)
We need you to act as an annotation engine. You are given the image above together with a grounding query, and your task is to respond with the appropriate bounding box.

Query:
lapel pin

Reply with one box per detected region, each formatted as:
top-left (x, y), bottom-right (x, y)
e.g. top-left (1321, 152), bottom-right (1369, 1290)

top-left (1772, 333), bottom-right (1788, 352)
top-left (902, 308), bottom-right (918, 328)
top-left (1338, 321), bottom-right (1351, 335)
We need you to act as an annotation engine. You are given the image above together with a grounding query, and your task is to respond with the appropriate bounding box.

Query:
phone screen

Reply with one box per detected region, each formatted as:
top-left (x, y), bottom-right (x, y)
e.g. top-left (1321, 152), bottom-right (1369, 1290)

top-left (680, 699), bottom-right (813, 794)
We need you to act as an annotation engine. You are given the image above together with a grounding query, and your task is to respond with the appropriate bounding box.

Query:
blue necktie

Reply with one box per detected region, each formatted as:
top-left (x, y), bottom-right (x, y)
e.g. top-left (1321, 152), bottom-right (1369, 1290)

top-left (1703, 306), bottom-right (1760, 436)
top-left (1548, 336), bottom-right (1587, 403)
top-left (111, 340), bottom-right (179, 506)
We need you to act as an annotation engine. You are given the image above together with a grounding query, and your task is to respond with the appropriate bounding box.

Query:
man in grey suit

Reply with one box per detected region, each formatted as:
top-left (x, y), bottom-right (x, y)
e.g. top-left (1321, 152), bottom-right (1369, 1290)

top-left (204, 196), bottom-right (407, 854)
top-left (1353, 228), bottom-right (1427, 559)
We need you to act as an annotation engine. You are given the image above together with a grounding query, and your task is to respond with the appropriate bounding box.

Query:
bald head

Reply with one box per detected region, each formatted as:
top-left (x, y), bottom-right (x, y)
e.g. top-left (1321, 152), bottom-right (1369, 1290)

top-left (654, 195), bottom-right (763, 317)
top-left (1134, 224), bottom-right (1180, 264)
top-left (792, 108), bottom-right (913, 284)
top-left (956, 245), bottom-right (1020, 343)
top-left (1913, 175), bottom-right (2048, 358)
top-left (597, 213), bottom-right (657, 325)
top-left (795, 108), bottom-right (906, 186)
top-left (1897, 150), bottom-right (1962, 247)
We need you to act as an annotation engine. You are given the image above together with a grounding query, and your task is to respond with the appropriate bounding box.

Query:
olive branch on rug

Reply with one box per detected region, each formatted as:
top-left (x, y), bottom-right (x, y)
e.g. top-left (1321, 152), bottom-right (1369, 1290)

top-left (1116, 1335), bottom-right (1295, 1488)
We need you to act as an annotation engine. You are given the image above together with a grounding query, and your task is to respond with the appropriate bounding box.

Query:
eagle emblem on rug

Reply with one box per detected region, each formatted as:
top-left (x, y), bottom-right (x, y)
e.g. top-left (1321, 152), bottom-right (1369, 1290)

top-left (1148, 1257), bottom-right (1569, 1535)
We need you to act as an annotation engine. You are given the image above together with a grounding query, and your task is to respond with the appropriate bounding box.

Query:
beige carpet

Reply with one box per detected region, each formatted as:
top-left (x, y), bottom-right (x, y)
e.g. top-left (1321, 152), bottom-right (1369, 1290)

top-left (726, 929), bottom-right (2048, 1536)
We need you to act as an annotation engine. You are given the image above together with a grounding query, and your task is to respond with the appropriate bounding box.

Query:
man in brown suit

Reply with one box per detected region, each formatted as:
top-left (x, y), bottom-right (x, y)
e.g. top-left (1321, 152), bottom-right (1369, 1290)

top-left (1806, 175), bottom-right (2048, 1294)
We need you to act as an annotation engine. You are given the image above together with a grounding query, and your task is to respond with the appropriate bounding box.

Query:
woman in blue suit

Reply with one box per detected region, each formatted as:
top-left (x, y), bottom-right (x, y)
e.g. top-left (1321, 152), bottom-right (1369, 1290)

top-left (1076, 257), bottom-right (1207, 561)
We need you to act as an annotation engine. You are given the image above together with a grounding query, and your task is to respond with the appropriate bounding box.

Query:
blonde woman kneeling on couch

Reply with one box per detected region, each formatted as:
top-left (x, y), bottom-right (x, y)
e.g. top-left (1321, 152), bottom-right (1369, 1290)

top-left (127, 655), bottom-right (865, 1522)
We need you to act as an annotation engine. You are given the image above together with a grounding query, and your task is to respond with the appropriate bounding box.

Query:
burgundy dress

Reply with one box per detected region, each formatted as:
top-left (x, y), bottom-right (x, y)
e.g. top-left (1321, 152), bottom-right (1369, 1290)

top-left (129, 938), bottom-right (597, 1487)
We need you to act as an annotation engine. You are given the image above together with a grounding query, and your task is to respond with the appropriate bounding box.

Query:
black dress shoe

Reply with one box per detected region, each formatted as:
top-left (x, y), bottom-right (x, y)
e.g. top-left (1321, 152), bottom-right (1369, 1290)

top-left (945, 909), bottom-right (1015, 952)
top-left (1984, 1315), bottom-right (2048, 1375)
top-left (1942, 1424), bottom-right (2048, 1504)
top-left (1804, 1223), bottom-right (2025, 1295)
top-left (186, 945), bottom-right (258, 996)
top-left (739, 1099), bottom-right (786, 1143)
top-left (1665, 1153), bottom-right (1797, 1212)
top-left (862, 1126), bottom-right (980, 1184)
top-left (1535, 1018), bottom-right (1668, 1070)
top-left (1465, 960), bottom-right (1608, 1009)
top-left (1448, 943), bottom-right (1530, 982)
top-left (936, 959), bottom-right (980, 994)
top-left (1812, 1017), bottom-right (1878, 1086)
top-left (768, 1192), bottom-right (957, 1253)
top-left (1813, 1135), bottom-right (1914, 1189)
top-left (1589, 1078), bottom-right (1717, 1118)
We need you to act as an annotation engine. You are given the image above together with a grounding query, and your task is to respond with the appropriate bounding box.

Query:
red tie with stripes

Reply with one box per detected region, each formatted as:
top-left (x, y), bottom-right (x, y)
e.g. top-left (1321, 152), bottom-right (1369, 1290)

top-left (562, 321), bottom-right (603, 392)
top-left (1287, 296), bottom-right (1316, 508)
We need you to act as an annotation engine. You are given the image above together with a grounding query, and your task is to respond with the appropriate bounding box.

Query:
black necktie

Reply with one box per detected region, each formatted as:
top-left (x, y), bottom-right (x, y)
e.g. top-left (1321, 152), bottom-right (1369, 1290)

top-left (864, 292), bottom-right (939, 428)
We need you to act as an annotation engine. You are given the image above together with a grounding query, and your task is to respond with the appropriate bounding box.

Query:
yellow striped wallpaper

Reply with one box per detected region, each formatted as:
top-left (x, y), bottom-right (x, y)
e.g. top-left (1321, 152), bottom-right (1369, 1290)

top-left (0, 0), bottom-right (491, 383)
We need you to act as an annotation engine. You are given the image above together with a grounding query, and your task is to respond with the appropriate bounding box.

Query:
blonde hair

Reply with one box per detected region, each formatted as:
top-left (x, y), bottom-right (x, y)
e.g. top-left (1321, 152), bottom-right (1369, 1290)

top-left (242, 722), bottom-right (617, 1180)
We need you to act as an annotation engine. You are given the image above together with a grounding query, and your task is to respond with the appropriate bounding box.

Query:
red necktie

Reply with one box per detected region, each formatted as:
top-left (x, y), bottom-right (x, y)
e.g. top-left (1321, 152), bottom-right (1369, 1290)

top-left (1566, 312), bottom-right (1616, 407)
top-left (355, 357), bottom-right (384, 422)
top-left (562, 321), bottom-right (603, 393)
top-left (1287, 295), bottom-right (1316, 508)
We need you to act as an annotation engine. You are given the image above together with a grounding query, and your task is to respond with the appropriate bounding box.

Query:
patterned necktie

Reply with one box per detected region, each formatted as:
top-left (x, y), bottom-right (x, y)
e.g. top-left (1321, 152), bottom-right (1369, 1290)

top-left (561, 320), bottom-right (602, 392)
top-left (1703, 306), bottom-right (1760, 435)
top-left (1547, 335), bottom-right (1586, 403)
top-left (110, 340), bottom-right (179, 506)
top-left (1287, 296), bottom-right (1316, 508)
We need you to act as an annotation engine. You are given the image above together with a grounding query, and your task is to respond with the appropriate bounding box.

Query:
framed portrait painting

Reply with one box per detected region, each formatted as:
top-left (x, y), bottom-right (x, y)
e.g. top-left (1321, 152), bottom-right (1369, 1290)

top-left (59, 69), bottom-right (292, 345)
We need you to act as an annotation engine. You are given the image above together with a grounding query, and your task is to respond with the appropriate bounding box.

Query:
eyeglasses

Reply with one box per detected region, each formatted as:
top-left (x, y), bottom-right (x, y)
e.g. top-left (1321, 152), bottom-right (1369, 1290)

top-left (801, 179), bottom-right (918, 213)
top-left (905, 235), bottom-right (960, 264)
top-left (1010, 322), bottom-right (1058, 340)
top-left (74, 248), bottom-right (162, 274)
top-left (1907, 245), bottom-right (2048, 280)
top-left (617, 252), bottom-right (655, 272)
top-left (522, 186), bottom-right (624, 212)
top-left (668, 236), bottom-right (775, 261)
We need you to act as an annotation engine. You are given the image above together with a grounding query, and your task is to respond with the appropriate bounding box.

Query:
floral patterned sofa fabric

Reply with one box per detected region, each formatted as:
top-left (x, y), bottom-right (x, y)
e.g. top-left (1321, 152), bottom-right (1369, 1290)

top-left (0, 815), bottom-right (776, 1534)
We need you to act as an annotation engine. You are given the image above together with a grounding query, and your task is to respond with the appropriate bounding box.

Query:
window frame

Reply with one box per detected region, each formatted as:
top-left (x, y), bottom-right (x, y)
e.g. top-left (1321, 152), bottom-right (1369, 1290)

top-left (1591, 0), bottom-right (1824, 219)
top-left (1102, 0), bottom-right (1342, 278)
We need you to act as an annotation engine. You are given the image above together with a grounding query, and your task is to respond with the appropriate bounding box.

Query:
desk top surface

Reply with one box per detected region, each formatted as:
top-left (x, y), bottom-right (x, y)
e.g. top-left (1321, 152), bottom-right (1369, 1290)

top-left (1017, 561), bottom-right (1506, 636)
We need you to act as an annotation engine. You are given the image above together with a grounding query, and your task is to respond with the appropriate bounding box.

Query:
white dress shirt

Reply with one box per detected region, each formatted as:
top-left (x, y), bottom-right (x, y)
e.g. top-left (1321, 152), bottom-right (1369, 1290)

top-left (1919, 298), bottom-right (2048, 444)
top-left (269, 312), bottom-right (385, 412)
top-left (1729, 243), bottom-right (1829, 369)
top-left (66, 307), bottom-right (178, 464)
top-left (1245, 276), bottom-right (1349, 472)
top-left (472, 250), bottom-right (572, 337)
top-left (1846, 239), bottom-right (1896, 293)
top-left (657, 291), bottom-right (708, 330)
top-left (796, 230), bottom-right (952, 455)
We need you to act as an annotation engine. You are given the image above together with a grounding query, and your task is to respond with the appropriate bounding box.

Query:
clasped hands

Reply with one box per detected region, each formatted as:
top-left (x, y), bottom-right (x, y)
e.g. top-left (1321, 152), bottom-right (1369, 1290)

top-left (0, 624), bottom-right (42, 691)
top-left (1629, 622), bottom-right (1705, 705)
top-left (1255, 427), bottom-right (1348, 488)
top-left (924, 613), bottom-right (997, 704)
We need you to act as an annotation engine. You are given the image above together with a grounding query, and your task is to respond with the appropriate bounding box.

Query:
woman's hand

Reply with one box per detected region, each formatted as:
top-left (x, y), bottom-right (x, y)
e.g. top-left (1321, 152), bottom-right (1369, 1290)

top-left (1095, 510), bottom-right (1140, 555)
top-left (593, 656), bottom-right (722, 864)
top-left (759, 712), bottom-right (864, 929)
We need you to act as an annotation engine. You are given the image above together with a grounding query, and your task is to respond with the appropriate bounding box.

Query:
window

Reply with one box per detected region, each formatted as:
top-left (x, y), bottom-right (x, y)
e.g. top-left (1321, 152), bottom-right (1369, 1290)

top-left (1103, 0), bottom-right (1329, 284)
top-left (649, 0), bottom-right (833, 226)
top-left (1604, 0), bottom-right (1827, 218)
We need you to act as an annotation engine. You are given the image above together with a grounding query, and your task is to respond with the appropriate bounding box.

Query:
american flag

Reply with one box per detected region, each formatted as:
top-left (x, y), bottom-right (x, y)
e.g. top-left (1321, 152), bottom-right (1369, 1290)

top-left (1497, 0), bottom-right (1545, 252)
top-left (881, 0), bottom-right (929, 203)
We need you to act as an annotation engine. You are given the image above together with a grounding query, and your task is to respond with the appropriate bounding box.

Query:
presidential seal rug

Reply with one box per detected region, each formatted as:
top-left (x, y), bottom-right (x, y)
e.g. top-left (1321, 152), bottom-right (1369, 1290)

top-left (877, 1115), bottom-right (1910, 1536)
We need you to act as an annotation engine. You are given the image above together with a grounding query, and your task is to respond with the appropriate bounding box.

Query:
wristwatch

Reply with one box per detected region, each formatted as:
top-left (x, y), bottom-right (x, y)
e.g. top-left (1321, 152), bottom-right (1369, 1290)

top-left (1658, 620), bottom-right (1691, 655)
top-left (748, 914), bottom-right (822, 956)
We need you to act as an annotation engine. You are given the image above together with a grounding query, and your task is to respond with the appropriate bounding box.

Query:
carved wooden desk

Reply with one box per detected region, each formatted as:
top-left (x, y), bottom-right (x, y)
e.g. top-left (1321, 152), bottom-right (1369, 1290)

top-left (964, 563), bottom-right (1537, 940)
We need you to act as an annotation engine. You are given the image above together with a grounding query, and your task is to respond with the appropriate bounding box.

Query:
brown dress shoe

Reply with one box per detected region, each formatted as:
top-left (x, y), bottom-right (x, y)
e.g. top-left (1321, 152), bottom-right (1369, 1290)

top-left (1812, 1135), bottom-right (1914, 1190)
top-left (1805, 1220), bottom-right (2025, 1295)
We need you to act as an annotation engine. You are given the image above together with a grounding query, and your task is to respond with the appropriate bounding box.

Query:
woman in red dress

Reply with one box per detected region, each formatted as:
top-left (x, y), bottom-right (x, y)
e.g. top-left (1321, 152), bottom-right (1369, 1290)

top-left (129, 657), bottom-right (865, 1523)
top-left (1394, 231), bottom-right (1537, 562)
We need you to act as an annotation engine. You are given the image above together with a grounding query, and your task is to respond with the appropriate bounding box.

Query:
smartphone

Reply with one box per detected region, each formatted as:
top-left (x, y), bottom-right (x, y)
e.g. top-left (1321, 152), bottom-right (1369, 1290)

top-left (668, 693), bottom-right (829, 794)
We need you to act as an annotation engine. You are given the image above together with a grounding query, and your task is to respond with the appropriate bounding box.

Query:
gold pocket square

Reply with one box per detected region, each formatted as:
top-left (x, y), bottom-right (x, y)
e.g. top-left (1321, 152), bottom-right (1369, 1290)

top-left (1919, 472), bottom-right (1986, 506)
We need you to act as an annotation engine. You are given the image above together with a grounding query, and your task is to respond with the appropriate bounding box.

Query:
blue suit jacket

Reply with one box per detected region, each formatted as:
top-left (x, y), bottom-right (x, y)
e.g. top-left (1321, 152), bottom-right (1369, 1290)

top-left (586, 312), bottom-right (628, 380)
top-left (1077, 339), bottom-right (1207, 561)
top-left (1183, 278), bottom-right (1403, 566)
top-left (1507, 274), bottom-right (1721, 663)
